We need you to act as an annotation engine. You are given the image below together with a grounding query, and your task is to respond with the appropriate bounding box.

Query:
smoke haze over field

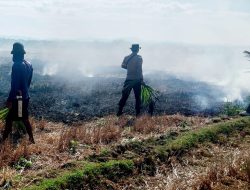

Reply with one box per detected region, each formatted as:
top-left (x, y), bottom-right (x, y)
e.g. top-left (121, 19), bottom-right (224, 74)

top-left (0, 40), bottom-right (249, 101)
top-left (0, 0), bottom-right (250, 101)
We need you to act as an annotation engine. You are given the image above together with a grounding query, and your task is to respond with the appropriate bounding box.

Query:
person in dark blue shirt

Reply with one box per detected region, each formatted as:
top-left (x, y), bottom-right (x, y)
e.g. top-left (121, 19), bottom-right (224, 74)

top-left (2, 42), bottom-right (35, 144)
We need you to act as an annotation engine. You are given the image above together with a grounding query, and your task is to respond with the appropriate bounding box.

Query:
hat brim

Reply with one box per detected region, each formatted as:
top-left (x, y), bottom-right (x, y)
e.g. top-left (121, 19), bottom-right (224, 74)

top-left (130, 47), bottom-right (141, 50)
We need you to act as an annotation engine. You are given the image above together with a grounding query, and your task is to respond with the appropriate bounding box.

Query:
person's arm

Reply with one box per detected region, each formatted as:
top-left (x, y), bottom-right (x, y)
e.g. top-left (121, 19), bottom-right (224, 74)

top-left (7, 65), bottom-right (20, 102)
top-left (139, 56), bottom-right (143, 65)
top-left (121, 57), bottom-right (128, 69)
top-left (28, 64), bottom-right (33, 88)
top-left (139, 56), bottom-right (143, 82)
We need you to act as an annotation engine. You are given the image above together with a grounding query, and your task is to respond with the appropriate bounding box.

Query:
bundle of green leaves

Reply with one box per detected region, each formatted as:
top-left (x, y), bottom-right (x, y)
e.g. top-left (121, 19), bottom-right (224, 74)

top-left (0, 108), bottom-right (26, 134)
top-left (141, 84), bottom-right (159, 106)
top-left (0, 108), bottom-right (9, 120)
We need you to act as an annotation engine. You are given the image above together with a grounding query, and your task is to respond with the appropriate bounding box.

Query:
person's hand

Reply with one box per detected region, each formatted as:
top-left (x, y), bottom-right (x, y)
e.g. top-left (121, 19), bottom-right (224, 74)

top-left (5, 101), bottom-right (12, 109)
top-left (121, 63), bottom-right (127, 69)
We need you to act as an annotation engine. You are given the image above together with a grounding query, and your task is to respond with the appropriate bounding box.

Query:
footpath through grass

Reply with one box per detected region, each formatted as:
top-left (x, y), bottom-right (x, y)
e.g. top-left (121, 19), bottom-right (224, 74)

top-left (25, 117), bottom-right (250, 190)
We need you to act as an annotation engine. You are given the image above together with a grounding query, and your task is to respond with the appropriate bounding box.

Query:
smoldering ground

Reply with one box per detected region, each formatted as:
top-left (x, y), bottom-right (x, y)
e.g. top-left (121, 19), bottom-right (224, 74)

top-left (0, 39), bottom-right (249, 122)
top-left (26, 40), bottom-right (250, 100)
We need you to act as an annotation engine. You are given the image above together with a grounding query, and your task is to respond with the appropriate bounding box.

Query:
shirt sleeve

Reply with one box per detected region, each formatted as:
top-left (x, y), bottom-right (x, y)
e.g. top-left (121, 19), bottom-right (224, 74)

top-left (7, 65), bottom-right (21, 101)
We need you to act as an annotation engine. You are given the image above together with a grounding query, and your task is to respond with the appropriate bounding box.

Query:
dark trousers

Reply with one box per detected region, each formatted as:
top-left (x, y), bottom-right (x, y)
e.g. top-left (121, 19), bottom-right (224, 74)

top-left (2, 99), bottom-right (34, 143)
top-left (118, 80), bottom-right (141, 115)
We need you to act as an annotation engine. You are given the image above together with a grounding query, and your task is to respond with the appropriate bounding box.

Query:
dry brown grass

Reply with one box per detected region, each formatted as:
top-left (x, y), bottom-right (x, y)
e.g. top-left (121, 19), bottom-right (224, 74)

top-left (58, 117), bottom-right (122, 152)
top-left (0, 140), bottom-right (31, 168)
top-left (0, 167), bottom-right (16, 187)
top-left (194, 157), bottom-right (250, 190)
top-left (130, 134), bottom-right (250, 190)
top-left (0, 120), bottom-right (39, 170)
top-left (0, 114), bottom-right (214, 173)
top-left (0, 120), bottom-right (4, 133)
top-left (133, 114), bottom-right (207, 135)
top-left (58, 126), bottom-right (91, 152)
top-left (133, 116), bottom-right (161, 134)
top-left (243, 158), bottom-right (250, 183)
top-left (0, 114), bottom-right (229, 190)
top-left (30, 117), bottom-right (46, 131)
top-left (187, 139), bottom-right (250, 190)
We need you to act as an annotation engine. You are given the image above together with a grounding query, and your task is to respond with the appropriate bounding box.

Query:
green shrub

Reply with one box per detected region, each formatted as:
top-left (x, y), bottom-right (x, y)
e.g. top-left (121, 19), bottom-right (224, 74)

top-left (223, 101), bottom-right (244, 116)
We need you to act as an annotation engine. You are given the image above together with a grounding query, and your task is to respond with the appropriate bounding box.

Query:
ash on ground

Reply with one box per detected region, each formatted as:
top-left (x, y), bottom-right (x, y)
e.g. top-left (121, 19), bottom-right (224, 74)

top-left (0, 62), bottom-right (225, 123)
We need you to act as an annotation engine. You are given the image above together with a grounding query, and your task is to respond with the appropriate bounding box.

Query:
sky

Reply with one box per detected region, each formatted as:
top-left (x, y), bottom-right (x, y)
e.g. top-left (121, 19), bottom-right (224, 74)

top-left (0, 0), bottom-right (250, 45)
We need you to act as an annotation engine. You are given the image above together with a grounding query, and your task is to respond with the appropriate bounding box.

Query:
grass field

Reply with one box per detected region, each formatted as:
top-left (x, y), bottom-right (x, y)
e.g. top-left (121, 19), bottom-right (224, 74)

top-left (0, 115), bottom-right (249, 189)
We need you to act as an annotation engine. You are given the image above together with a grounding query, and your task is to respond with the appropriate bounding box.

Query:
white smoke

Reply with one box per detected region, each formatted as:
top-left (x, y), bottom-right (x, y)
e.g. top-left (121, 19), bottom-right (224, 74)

top-left (1, 39), bottom-right (250, 101)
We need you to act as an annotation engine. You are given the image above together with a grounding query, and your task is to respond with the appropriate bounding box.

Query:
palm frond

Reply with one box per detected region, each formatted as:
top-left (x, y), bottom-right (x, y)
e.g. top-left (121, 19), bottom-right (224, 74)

top-left (141, 84), bottom-right (159, 106)
top-left (0, 108), bottom-right (9, 120)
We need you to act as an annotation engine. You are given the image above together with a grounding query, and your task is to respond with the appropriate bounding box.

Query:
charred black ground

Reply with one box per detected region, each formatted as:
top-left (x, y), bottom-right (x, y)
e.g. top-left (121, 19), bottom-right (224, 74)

top-left (0, 62), bottom-right (225, 123)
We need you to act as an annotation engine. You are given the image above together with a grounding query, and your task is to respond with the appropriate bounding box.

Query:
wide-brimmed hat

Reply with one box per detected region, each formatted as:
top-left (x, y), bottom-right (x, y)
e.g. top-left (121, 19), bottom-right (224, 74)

top-left (130, 44), bottom-right (141, 51)
top-left (11, 42), bottom-right (26, 54)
